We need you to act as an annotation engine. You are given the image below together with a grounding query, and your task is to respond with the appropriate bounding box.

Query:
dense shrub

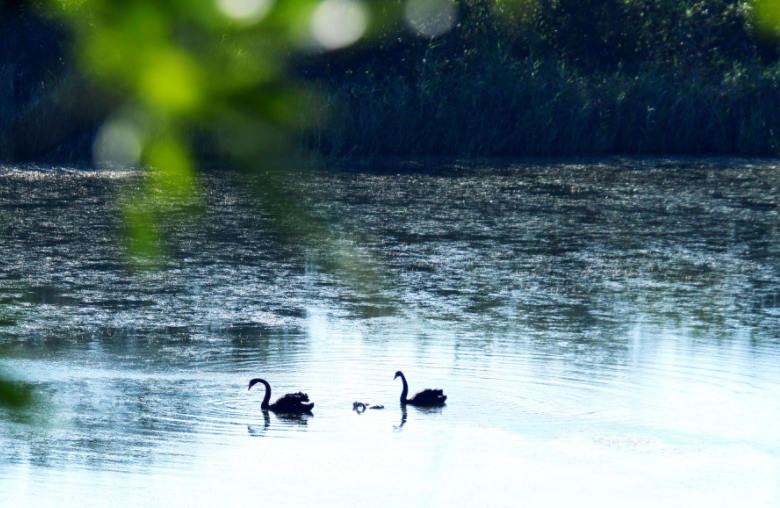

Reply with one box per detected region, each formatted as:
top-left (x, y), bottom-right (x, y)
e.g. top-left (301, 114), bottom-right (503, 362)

top-left (300, 0), bottom-right (780, 157)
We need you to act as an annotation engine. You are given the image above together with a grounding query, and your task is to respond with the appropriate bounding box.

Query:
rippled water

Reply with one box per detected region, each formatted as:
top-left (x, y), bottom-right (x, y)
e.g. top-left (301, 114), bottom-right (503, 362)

top-left (0, 160), bottom-right (778, 506)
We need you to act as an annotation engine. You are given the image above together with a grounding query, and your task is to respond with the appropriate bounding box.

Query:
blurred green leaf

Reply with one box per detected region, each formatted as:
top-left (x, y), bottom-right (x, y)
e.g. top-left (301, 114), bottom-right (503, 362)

top-left (753, 0), bottom-right (780, 37)
top-left (48, 0), bottom-right (335, 267)
top-left (0, 375), bottom-right (34, 409)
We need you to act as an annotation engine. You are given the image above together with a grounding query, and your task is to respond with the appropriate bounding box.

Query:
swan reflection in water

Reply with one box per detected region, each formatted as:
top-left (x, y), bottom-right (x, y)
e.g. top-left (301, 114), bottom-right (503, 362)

top-left (247, 411), bottom-right (271, 436)
top-left (394, 407), bottom-right (408, 432)
top-left (393, 404), bottom-right (445, 432)
top-left (247, 410), bottom-right (311, 437)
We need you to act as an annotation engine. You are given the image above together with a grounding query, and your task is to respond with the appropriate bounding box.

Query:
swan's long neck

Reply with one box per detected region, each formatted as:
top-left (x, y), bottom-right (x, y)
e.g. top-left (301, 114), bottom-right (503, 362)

top-left (398, 373), bottom-right (408, 403)
top-left (260, 380), bottom-right (271, 409)
top-left (250, 378), bottom-right (272, 409)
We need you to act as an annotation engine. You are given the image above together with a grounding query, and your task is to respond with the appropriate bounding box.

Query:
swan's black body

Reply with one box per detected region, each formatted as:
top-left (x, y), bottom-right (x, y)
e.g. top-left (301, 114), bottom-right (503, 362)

top-left (394, 371), bottom-right (446, 406)
top-left (248, 378), bottom-right (314, 414)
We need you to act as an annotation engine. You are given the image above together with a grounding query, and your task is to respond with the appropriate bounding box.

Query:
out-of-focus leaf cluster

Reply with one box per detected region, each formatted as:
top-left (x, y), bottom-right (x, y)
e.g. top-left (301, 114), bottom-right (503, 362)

top-left (45, 0), bottom-right (534, 270)
top-left (752, 0), bottom-right (780, 39)
top-left (47, 0), bottom-right (395, 267)
top-left (49, 1), bottom-right (301, 266)
top-left (0, 374), bottom-right (34, 409)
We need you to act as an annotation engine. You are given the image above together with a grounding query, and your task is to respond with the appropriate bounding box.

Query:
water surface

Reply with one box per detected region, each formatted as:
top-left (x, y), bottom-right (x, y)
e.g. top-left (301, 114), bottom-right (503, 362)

top-left (0, 159), bottom-right (778, 506)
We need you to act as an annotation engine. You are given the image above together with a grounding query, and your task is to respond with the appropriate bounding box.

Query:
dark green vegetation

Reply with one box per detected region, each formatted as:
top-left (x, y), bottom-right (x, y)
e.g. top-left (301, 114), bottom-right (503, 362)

top-left (0, 373), bottom-right (33, 409)
top-left (304, 0), bottom-right (780, 156)
top-left (2, 1), bottom-right (780, 161)
top-left (0, 4), bottom-right (106, 161)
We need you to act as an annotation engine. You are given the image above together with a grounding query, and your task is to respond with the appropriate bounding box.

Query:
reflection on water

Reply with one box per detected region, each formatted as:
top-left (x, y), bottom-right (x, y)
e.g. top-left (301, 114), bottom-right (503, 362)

top-left (393, 405), bottom-right (446, 432)
top-left (0, 160), bottom-right (778, 506)
top-left (395, 406), bottom-right (407, 431)
top-left (247, 410), bottom-right (311, 437)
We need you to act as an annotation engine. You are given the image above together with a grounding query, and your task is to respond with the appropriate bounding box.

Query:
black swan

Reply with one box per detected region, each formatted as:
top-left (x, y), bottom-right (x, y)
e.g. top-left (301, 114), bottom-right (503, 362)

top-left (248, 378), bottom-right (314, 414)
top-left (394, 370), bottom-right (447, 406)
top-left (353, 401), bottom-right (384, 413)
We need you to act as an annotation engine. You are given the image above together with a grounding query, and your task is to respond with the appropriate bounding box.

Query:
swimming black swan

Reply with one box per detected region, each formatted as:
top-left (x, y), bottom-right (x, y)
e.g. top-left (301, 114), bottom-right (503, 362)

top-left (394, 370), bottom-right (447, 406)
top-left (353, 401), bottom-right (384, 413)
top-left (248, 378), bottom-right (314, 414)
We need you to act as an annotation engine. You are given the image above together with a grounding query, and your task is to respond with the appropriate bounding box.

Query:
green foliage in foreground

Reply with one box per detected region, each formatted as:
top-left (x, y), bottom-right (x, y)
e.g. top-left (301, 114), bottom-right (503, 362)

top-left (0, 307), bottom-right (34, 411)
top-left (42, 0), bottom-right (406, 270)
top-left (0, 375), bottom-right (33, 409)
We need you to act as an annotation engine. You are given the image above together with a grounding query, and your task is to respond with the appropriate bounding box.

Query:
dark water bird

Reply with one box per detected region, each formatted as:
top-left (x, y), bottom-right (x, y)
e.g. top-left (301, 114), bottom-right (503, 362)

top-left (248, 378), bottom-right (314, 414)
top-left (353, 401), bottom-right (384, 413)
top-left (394, 370), bottom-right (446, 406)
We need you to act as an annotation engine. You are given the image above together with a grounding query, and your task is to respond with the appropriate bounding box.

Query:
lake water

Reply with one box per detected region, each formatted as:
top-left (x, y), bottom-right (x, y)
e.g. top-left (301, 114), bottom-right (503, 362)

top-left (0, 159), bottom-right (778, 506)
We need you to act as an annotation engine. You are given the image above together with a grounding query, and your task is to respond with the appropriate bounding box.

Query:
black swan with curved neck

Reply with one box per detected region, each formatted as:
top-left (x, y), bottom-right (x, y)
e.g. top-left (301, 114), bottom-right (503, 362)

top-left (248, 378), bottom-right (314, 414)
top-left (394, 370), bottom-right (446, 406)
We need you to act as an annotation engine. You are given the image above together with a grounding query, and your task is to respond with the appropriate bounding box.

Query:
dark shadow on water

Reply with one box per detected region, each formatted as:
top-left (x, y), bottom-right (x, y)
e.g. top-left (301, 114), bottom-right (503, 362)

top-left (248, 410), bottom-right (310, 436)
top-left (394, 404), bottom-right (445, 432)
top-left (410, 405), bottom-right (446, 416)
top-left (393, 406), bottom-right (407, 432)
top-left (247, 411), bottom-right (271, 436)
top-left (275, 412), bottom-right (311, 426)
